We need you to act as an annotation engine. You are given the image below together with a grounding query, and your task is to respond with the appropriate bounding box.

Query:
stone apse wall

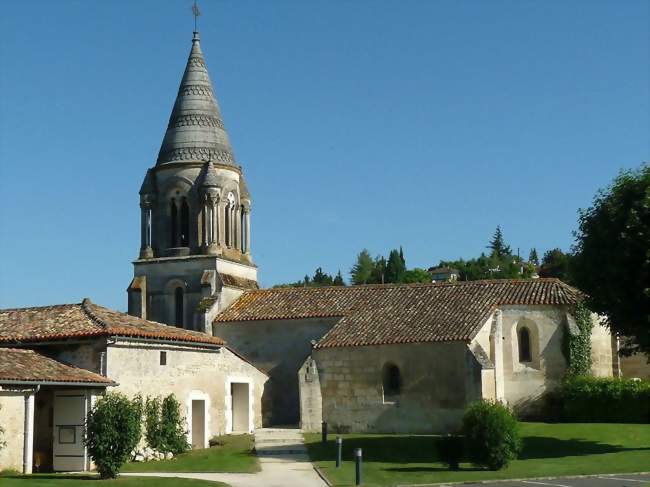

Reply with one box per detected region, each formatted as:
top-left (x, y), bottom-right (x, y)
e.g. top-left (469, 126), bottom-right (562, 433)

top-left (302, 341), bottom-right (483, 434)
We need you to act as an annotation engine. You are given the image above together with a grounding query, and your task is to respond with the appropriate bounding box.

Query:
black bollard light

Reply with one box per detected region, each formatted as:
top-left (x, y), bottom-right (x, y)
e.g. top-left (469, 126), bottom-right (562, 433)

top-left (354, 447), bottom-right (362, 485)
top-left (321, 421), bottom-right (328, 445)
top-left (336, 436), bottom-right (342, 468)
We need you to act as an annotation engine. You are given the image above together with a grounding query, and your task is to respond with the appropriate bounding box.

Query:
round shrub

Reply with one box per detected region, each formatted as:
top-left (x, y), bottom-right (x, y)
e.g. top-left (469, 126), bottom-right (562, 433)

top-left (85, 392), bottom-right (142, 478)
top-left (462, 400), bottom-right (521, 470)
top-left (436, 434), bottom-right (463, 470)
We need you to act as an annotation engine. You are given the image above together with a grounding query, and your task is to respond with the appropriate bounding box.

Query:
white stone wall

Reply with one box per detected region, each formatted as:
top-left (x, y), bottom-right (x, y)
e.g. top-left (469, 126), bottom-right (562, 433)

top-left (590, 316), bottom-right (615, 377)
top-left (298, 357), bottom-right (322, 431)
top-left (472, 305), bottom-right (615, 415)
top-left (621, 352), bottom-right (650, 379)
top-left (0, 391), bottom-right (26, 471)
top-left (215, 317), bottom-right (337, 425)
top-left (106, 341), bottom-right (267, 439)
top-left (310, 341), bottom-right (481, 434)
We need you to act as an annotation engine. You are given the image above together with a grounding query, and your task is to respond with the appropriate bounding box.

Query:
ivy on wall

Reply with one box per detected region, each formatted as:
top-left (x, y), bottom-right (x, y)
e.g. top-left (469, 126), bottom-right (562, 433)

top-left (563, 301), bottom-right (594, 377)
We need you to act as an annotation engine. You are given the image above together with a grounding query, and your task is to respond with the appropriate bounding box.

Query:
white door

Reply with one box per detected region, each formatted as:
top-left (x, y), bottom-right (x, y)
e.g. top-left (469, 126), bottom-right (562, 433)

top-left (53, 390), bottom-right (87, 471)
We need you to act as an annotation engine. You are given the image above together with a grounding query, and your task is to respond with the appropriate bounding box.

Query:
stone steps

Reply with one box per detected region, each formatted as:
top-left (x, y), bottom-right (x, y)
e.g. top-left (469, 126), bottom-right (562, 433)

top-left (254, 428), bottom-right (308, 457)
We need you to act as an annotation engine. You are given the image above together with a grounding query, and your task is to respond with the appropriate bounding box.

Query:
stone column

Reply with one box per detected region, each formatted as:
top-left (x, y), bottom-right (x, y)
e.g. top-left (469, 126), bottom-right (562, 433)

top-left (211, 199), bottom-right (218, 244)
top-left (23, 391), bottom-right (35, 474)
top-left (217, 201), bottom-right (226, 247)
top-left (234, 205), bottom-right (241, 251)
top-left (139, 199), bottom-right (153, 259)
top-left (245, 208), bottom-right (251, 254)
top-left (202, 198), bottom-right (210, 249)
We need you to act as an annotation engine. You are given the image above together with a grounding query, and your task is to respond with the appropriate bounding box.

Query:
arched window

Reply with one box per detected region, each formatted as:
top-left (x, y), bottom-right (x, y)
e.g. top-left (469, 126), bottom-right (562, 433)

top-left (225, 192), bottom-right (236, 247)
top-left (518, 327), bottom-right (531, 363)
top-left (180, 197), bottom-right (190, 246)
top-left (170, 198), bottom-right (178, 247)
top-left (382, 363), bottom-right (401, 398)
top-left (174, 287), bottom-right (184, 328)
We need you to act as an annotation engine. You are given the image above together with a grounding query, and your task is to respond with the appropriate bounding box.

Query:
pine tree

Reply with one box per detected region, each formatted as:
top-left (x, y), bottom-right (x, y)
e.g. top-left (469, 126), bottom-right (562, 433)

top-left (370, 256), bottom-right (386, 284)
top-left (488, 226), bottom-right (512, 258)
top-left (528, 248), bottom-right (539, 266)
top-left (350, 249), bottom-right (374, 285)
top-left (333, 271), bottom-right (345, 286)
top-left (385, 249), bottom-right (406, 283)
top-left (399, 246), bottom-right (406, 266)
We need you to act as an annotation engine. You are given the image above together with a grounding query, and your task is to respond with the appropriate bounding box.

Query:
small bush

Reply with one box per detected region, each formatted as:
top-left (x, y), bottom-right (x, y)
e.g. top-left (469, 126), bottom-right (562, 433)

top-left (159, 394), bottom-right (189, 454)
top-left (85, 392), bottom-right (142, 478)
top-left (144, 396), bottom-right (163, 450)
top-left (560, 376), bottom-right (650, 423)
top-left (462, 400), bottom-right (521, 470)
top-left (436, 434), bottom-right (463, 470)
top-left (209, 436), bottom-right (225, 447)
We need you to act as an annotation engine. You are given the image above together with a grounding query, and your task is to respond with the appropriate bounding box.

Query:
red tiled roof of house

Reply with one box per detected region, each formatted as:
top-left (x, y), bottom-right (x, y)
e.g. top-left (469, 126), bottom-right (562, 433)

top-left (214, 279), bottom-right (580, 348)
top-left (0, 348), bottom-right (115, 385)
top-left (0, 299), bottom-right (225, 346)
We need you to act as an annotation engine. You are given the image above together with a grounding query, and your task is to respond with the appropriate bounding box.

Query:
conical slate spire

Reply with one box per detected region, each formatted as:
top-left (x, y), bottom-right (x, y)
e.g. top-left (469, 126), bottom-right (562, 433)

top-left (157, 32), bottom-right (235, 166)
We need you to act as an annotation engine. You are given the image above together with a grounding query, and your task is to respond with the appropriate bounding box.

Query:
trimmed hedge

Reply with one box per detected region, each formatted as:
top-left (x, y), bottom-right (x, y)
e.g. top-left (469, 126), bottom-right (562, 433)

top-left (561, 376), bottom-right (650, 423)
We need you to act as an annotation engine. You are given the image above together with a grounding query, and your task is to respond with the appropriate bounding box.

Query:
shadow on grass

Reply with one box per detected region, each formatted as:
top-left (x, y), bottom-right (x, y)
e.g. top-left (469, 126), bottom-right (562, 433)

top-left (307, 435), bottom-right (650, 465)
top-left (1, 475), bottom-right (100, 481)
top-left (519, 437), bottom-right (650, 460)
top-left (385, 466), bottom-right (485, 473)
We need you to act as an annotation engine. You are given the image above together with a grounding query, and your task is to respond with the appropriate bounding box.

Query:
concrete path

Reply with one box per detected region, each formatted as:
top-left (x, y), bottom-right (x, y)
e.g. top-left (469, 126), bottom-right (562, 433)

top-left (123, 427), bottom-right (327, 487)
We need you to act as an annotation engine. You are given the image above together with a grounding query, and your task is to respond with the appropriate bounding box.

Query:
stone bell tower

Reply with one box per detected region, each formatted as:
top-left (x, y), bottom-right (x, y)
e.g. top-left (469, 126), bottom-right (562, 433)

top-left (127, 30), bottom-right (258, 332)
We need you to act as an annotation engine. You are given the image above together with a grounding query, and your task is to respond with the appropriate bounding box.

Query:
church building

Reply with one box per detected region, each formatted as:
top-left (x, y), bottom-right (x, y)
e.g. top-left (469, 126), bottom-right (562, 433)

top-left (0, 26), bottom-right (640, 475)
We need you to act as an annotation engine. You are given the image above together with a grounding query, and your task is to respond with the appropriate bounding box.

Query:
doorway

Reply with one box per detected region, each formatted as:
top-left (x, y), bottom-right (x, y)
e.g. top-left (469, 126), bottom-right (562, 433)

top-left (231, 383), bottom-right (250, 433)
top-left (191, 400), bottom-right (206, 449)
top-left (52, 390), bottom-right (87, 471)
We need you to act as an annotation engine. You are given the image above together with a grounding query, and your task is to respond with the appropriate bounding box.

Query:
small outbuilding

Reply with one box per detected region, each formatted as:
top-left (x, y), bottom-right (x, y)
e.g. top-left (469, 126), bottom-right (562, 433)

top-left (0, 299), bottom-right (267, 473)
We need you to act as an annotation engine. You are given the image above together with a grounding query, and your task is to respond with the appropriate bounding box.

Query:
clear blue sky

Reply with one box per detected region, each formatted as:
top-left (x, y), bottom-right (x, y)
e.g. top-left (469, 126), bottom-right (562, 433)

top-left (1, 0), bottom-right (648, 310)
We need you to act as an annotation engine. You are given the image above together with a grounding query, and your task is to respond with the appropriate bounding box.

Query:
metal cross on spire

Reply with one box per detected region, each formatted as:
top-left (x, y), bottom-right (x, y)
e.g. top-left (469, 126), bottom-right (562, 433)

top-left (192, 1), bottom-right (201, 32)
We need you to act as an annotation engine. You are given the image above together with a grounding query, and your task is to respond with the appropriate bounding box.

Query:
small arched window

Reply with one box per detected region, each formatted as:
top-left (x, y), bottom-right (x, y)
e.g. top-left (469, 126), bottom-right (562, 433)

top-left (174, 287), bottom-right (184, 328)
top-left (382, 363), bottom-right (401, 398)
top-left (518, 327), bottom-right (531, 363)
top-left (170, 198), bottom-right (178, 247)
top-left (180, 197), bottom-right (190, 246)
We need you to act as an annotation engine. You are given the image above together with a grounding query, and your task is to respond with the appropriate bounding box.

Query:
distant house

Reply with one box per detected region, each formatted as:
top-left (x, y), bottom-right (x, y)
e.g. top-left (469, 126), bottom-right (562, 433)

top-left (427, 266), bottom-right (460, 282)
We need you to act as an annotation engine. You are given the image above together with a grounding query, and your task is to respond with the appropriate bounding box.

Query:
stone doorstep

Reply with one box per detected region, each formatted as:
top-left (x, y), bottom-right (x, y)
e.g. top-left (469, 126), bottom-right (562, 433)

top-left (255, 438), bottom-right (305, 444)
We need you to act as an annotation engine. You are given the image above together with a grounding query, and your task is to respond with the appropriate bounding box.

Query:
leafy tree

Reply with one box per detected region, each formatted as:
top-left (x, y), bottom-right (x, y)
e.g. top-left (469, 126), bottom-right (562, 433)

top-left (350, 249), bottom-right (374, 285)
top-left (487, 225), bottom-right (512, 258)
top-left (401, 268), bottom-right (432, 283)
top-left (333, 270), bottom-right (345, 286)
top-left (159, 394), bottom-right (189, 454)
top-left (385, 249), bottom-right (406, 283)
top-left (370, 255), bottom-right (387, 284)
top-left (528, 248), bottom-right (539, 267)
top-left (538, 248), bottom-right (573, 281)
top-left (312, 267), bottom-right (334, 286)
top-left (85, 392), bottom-right (142, 479)
top-left (572, 164), bottom-right (650, 355)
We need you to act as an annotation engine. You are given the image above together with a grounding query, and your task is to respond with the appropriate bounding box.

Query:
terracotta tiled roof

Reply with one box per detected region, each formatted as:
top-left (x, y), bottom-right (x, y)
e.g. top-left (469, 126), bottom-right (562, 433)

top-left (215, 279), bottom-right (580, 348)
top-left (0, 348), bottom-right (115, 385)
top-left (0, 299), bottom-right (225, 346)
top-left (220, 273), bottom-right (259, 290)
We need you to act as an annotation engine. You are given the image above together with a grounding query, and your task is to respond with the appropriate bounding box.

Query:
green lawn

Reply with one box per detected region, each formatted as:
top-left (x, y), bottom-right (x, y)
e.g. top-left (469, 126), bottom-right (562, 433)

top-left (305, 422), bottom-right (650, 487)
top-left (0, 474), bottom-right (226, 486)
top-left (121, 434), bottom-right (259, 473)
